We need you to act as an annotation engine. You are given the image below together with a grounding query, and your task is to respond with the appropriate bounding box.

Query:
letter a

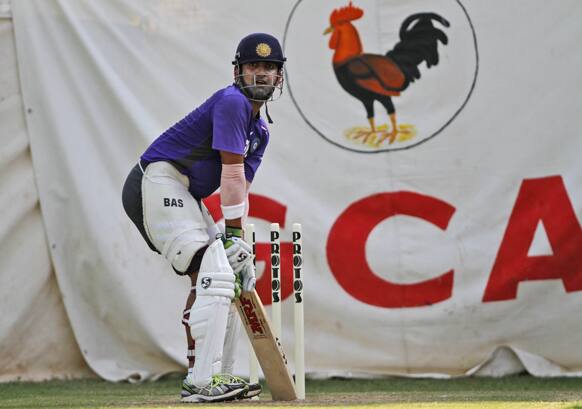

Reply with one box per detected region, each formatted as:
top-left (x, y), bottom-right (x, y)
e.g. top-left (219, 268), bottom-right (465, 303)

top-left (483, 176), bottom-right (582, 302)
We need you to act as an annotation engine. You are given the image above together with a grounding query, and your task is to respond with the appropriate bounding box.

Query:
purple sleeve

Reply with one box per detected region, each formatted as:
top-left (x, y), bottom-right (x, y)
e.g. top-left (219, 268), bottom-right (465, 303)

top-left (244, 127), bottom-right (269, 183)
top-left (212, 95), bottom-right (250, 154)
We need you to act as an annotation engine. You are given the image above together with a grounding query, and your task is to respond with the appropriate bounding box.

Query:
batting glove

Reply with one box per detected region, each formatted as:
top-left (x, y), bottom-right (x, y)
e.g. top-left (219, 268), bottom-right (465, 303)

top-left (240, 262), bottom-right (256, 292)
top-left (222, 226), bottom-right (253, 275)
top-left (234, 273), bottom-right (242, 299)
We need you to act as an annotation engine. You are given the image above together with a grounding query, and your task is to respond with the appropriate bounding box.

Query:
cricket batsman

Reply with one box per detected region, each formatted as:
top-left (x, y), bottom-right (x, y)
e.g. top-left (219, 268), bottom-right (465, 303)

top-left (122, 33), bottom-right (286, 403)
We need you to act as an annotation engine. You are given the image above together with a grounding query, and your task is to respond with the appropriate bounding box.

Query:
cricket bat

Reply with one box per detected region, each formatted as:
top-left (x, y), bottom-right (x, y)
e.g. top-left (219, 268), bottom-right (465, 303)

top-left (235, 289), bottom-right (297, 401)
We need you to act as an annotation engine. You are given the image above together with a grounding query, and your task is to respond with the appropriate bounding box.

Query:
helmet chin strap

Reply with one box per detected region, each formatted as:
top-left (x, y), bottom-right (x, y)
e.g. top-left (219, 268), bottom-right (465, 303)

top-left (264, 102), bottom-right (273, 124)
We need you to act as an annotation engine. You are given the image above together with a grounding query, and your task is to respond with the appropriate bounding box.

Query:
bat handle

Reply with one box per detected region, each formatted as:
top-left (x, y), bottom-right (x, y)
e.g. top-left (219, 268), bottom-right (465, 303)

top-left (200, 202), bottom-right (222, 241)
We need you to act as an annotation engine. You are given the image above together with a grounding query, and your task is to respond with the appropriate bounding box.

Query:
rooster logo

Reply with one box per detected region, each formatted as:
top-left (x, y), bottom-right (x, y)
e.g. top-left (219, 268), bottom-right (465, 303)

top-left (324, 2), bottom-right (450, 148)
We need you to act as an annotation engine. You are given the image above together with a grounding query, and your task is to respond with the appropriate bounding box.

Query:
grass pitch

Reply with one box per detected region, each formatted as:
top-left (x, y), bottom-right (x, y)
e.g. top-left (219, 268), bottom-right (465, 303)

top-left (1, 374), bottom-right (582, 408)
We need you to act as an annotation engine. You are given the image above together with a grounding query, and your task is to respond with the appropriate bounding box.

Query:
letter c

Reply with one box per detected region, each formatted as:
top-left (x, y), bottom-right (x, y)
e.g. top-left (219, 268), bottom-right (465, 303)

top-left (327, 192), bottom-right (455, 308)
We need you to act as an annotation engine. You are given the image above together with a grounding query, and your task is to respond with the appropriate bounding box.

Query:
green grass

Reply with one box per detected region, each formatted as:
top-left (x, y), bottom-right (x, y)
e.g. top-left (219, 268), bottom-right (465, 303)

top-left (1, 374), bottom-right (582, 408)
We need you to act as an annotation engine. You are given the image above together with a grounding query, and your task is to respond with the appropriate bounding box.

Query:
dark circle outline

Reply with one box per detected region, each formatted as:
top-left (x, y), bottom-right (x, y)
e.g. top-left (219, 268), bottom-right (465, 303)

top-left (282, 0), bottom-right (479, 153)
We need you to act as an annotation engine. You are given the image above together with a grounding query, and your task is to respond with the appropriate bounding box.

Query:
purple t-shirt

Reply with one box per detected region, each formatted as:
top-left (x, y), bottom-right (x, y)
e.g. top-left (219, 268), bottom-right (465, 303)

top-left (141, 85), bottom-right (269, 199)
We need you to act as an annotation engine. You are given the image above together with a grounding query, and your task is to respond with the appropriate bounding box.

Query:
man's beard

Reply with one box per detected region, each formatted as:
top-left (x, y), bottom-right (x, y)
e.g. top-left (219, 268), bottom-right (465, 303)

top-left (241, 82), bottom-right (275, 101)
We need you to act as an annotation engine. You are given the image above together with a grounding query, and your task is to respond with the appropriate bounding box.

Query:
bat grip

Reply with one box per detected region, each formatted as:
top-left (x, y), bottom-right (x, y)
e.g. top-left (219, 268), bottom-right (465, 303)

top-left (200, 202), bottom-right (222, 241)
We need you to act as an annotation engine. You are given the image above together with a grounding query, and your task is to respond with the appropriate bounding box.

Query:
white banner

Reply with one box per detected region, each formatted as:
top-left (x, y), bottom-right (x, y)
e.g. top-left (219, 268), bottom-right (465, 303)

top-left (6, 0), bottom-right (582, 381)
top-left (0, 13), bottom-right (93, 381)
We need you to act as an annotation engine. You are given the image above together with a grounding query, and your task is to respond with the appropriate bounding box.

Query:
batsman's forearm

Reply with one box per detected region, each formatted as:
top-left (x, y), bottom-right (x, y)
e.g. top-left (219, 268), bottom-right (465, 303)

top-left (225, 217), bottom-right (242, 229)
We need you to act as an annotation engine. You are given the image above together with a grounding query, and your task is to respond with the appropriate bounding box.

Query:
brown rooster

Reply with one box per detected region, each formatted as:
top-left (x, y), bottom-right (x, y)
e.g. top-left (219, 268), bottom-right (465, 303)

top-left (324, 2), bottom-right (450, 145)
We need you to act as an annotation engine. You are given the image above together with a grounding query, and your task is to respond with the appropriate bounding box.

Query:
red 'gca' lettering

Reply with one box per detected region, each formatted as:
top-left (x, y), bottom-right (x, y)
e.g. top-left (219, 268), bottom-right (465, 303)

top-left (327, 192), bottom-right (455, 308)
top-left (483, 176), bottom-right (582, 302)
top-left (203, 193), bottom-right (294, 305)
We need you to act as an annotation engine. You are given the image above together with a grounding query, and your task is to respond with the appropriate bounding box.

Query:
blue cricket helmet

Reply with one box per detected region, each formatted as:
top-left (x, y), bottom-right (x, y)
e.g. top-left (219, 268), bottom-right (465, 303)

top-left (232, 33), bottom-right (287, 66)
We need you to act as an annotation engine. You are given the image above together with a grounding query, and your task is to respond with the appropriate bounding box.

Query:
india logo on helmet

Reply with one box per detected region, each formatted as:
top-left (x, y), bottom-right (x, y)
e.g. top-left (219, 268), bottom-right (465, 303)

top-left (256, 43), bottom-right (272, 57)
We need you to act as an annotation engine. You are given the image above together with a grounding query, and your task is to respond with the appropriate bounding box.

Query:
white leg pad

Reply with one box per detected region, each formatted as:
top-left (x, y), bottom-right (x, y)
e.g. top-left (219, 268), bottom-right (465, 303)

top-left (188, 239), bottom-right (235, 387)
top-left (221, 302), bottom-right (242, 375)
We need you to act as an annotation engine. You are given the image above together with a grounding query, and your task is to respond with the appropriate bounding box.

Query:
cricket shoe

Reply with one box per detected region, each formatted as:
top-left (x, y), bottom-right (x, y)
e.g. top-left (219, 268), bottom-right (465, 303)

top-left (180, 374), bottom-right (247, 403)
top-left (218, 374), bottom-right (262, 399)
